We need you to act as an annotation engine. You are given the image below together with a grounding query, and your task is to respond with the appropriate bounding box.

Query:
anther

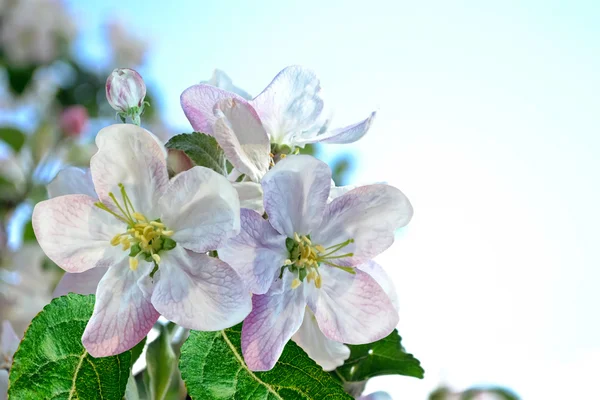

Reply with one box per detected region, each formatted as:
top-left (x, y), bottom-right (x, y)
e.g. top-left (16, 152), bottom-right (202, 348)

top-left (110, 234), bottom-right (122, 246)
top-left (152, 254), bottom-right (161, 264)
top-left (133, 212), bottom-right (146, 221)
top-left (129, 257), bottom-right (139, 271)
top-left (291, 278), bottom-right (301, 289)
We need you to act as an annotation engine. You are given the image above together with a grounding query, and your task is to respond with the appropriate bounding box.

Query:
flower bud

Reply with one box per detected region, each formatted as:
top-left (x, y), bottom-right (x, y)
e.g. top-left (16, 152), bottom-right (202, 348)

top-left (59, 105), bottom-right (88, 137)
top-left (105, 68), bottom-right (147, 125)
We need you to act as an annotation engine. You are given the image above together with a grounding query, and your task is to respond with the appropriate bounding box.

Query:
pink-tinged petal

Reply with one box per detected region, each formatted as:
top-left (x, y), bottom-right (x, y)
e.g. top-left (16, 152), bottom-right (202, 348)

top-left (292, 308), bottom-right (350, 371)
top-left (359, 392), bottom-right (393, 400)
top-left (91, 124), bottom-right (169, 219)
top-left (151, 248), bottom-right (251, 330)
top-left (204, 69), bottom-right (252, 100)
top-left (262, 155), bottom-right (331, 237)
top-left (32, 195), bottom-right (125, 273)
top-left (213, 98), bottom-right (270, 182)
top-left (232, 182), bottom-right (264, 214)
top-left (219, 209), bottom-right (287, 295)
top-left (47, 167), bottom-right (96, 198)
top-left (242, 275), bottom-right (307, 371)
top-left (159, 166), bottom-right (240, 253)
top-left (1, 320), bottom-right (19, 358)
top-left (82, 261), bottom-right (159, 357)
top-left (299, 111), bottom-right (376, 145)
top-left (180, 84), bottom-right (246, 134)
top-left (357, 261), bottom-right (399, 311)
top-left (313, 184), bottom-right (413, 266)
top-left (250, 66), bottom-right (324, 144)
top-left (52, 267), bottom-right (108, 298)
top-left (308, 268), bottom-right (398, 344)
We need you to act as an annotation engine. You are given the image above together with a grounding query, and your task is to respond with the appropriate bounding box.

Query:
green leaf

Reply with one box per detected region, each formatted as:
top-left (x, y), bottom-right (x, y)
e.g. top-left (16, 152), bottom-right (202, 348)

top-left (335, 329), bottom-right (424, 383)
top-left (0, 127), bottom-right (26, 152)
top-left (8, 294), bottom-right (139, 400)
top-left (180, 324), bottom-right (353, 400)
top-left (165, 132), bottom-right (227, 176)
top-left (146, 324), bottom-right (176, 400)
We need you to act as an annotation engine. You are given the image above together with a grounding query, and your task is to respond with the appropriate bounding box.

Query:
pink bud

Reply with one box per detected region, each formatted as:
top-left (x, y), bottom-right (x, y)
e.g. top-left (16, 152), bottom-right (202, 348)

top-left (59, 105), bottom-right (89, 137)
top-left (105, 68), bottom-right (147, 114)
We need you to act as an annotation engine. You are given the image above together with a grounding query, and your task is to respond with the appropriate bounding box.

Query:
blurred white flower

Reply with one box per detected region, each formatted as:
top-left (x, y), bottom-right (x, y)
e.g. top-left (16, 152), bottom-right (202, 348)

top-left (0, 320), bottom-right (19, 400)
top-left (0, 0), bottom-right (76, 66)
top-left (107, 20), bottom-right (148, 67)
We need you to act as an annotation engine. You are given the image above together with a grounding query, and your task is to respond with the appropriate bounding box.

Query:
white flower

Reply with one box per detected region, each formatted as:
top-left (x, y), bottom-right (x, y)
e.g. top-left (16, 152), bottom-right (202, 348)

top-left (219, 155), bottom-right (412, 370)
top-left (106, 68), bottom-right (147, 124)
top-left (33, 124), bottom-right (251, 357)
top-left (0, 320), bottom-right (19, 400)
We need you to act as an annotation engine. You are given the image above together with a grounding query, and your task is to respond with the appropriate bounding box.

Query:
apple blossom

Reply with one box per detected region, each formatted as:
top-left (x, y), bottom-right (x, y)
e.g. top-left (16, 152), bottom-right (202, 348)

top-left (180, 65), bottom-right (376, 181)
top-left (0, 321), bottom-right (19, 400)
top-left (106, 68), bottom-right (147, 125)
top-left (219, 155), bottom-right (412, 370)
top-left (33, 124), bottom-right (251, 357)
top-left (59, 105), bottom-right (89, 138)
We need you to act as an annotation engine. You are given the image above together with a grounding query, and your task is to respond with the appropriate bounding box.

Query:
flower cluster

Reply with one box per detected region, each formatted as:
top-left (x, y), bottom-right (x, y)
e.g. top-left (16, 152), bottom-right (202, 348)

top-left (33, 65), bottom-right (413, 373)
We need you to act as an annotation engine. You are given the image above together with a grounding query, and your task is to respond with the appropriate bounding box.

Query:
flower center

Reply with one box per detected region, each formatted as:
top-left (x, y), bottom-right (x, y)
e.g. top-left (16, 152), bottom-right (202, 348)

top-left (95, 183), bottom-right (176, 273)
top-left (281, 233), bottom-right (354, 289)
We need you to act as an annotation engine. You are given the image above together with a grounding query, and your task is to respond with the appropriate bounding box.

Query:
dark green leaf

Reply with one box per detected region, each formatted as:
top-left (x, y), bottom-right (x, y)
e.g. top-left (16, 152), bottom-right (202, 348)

top-left (180, 324), bottom-right (352, 400)
top-left (22, 220), bottom-right (36, 242)
top-left (5, 65), bottom-right (37, 95)
top-left (335, 329), bottom-right (424, 382)
top-left (8, 294), bottom-right (139, 400)
top-left (165, 132), bottom-right (227, 176)
top-left (146, 324), bottom-right (176, 400)
top-left (0, 127), bottom-right (26, 152)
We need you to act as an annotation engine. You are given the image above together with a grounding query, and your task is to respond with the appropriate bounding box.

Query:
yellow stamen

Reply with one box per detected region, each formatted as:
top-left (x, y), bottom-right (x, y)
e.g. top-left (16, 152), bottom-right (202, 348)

top-left (315, 275), bottom-right (322, 288)
top-left (291, 278), bottom-right (301, 289)
top-left (111, 234), bottom-right (122, 246)
top-left (129, 257), bottom-right (139, 271)
top-left (152, 254), bottom-right (161, 264)
top-left (121, 237), bottom-right (131, 250)
top-left (133, 212), bottom-right (146, 221)
top-left (162, 230), bottom-right (174, 237)
top-left (150, 221), bottom-right (165, 228)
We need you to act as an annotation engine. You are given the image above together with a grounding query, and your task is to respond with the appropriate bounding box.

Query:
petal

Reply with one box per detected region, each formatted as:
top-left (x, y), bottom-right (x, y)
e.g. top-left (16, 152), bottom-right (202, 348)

top-left (0, 370), bottom-right (7, 400)
top-left (91, 124), bottom-right (169, 219)
top-left (32, 195), bottom-right (125, 273)
top-left (82, 261), bottom-right (159, 357)
top-left (312, 184), bottom-right (413, 266)
top-left (357, 261), bottom-right (399, 311)
top-left (299, 111), bottom-right (376, 145)
top-left (359, 392), bottom-right (393, 400)
top-left (159, 166), bottom-right (240, 253)
top-left (250, 66), bottom-right (324, 145)
top-left (219, 209), bottom-right (287, 295)
top-left (47, 167), bottom-right (96, 198)
top-left (150, 248), bottom-right (251, 330)
top-left (1, 320), bottom-right (19, 358)
top-left (180, 84), bottom-right (246, 134)
top-left (213, 98), bottom-right (270, 182)
top-left (242, 275), bottom-right (307, 371)
top-left (52, 267), bottom-right (108, 298)
top-left (262, 155), bottom-right (331, 237)
top-left (292, 308), bottom-right (350, 371)
top-left (308, 268), bottom-right (398, 344)
top-left (204, 69), bottom-right (252, 100)
top-left (232, 182), bottom-right (264, 214)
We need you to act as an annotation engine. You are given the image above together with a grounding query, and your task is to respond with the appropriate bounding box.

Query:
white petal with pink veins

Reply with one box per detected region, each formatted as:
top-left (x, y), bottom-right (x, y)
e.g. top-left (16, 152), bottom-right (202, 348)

top-left (242, 274), bottom-right (307, 371)
top-left (213, 98), bottom-right (270, 182)
top-left (219, 209), bottom-right (287, 295)
top-left (159, 166), bottom-right (240, 253)
top-left (232, 182), bottom-right (264, 214)
top-left (262, 155), bottom-right (331, 237)
top-left (307, 268), bottom-right (398, 344)
top-left (180, 84), bottom-right (247, 134)
top-left (150, 247), bottom-right (251, 331)
top-left (313, 184), bottom-right (413, 266)
top-left (91, 124), bottom-right (169, 218)
top-left (82, 260), bottom-right (159, 357)
top-left (32, 194), bottom-right (125, 273)
top-left (292, 308), bottom-right (350, 371)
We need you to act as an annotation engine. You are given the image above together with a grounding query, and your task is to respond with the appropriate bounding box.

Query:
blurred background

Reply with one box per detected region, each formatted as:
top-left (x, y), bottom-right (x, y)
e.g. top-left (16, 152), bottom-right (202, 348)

top-left (1, 0), bottom-right (599, 398)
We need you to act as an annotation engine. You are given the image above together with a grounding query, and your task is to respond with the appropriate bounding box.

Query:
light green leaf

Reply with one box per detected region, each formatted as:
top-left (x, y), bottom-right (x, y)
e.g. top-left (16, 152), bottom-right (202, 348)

top-left (0, 127), bottom-right (26, 153)
top-left (146, 324), bottom-right (176, 400)
top-left (180, 324), bottom-right (352, 400)
top-left (165, 132), bottom-right (227, 176)
top-left (8, 294), bottom-right (138, 400)
top-left (335, 329), bottom-right (424, 383)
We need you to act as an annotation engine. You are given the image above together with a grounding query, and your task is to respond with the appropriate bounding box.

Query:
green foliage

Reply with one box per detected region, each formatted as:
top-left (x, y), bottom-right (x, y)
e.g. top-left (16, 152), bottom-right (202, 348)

top-left (146, 324), bottom-right (176, 400)
top-left (8, 294), bottom-right (138, 400)
top-left (180, 324), bottom-right (352, 400)
top-left (4, 65), bottom-right (37, 95)
top-left (166, 132), bottom-right (228, 176)
top-left (335, 329), bottom-right (424, 383)
top-left (0, 127), bottom-right (26, 153)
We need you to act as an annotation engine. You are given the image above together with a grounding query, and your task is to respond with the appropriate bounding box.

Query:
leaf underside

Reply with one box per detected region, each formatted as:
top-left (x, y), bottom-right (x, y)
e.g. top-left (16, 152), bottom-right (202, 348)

top-left (165, 132), bottom-right (228, 176)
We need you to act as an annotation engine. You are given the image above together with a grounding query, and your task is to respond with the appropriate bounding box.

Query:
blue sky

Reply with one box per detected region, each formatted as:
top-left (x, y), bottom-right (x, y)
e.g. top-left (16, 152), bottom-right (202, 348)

top-left (67, 1), bottom-right (600, 398)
